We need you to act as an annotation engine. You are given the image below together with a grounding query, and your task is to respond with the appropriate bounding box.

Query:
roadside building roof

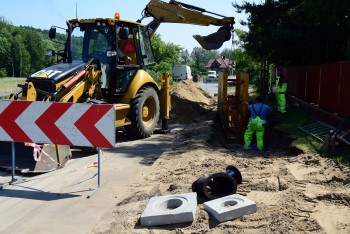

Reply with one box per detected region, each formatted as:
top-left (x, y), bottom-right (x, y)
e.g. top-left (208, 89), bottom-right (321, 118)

top-left (205, 56), bottom-right (234, 69)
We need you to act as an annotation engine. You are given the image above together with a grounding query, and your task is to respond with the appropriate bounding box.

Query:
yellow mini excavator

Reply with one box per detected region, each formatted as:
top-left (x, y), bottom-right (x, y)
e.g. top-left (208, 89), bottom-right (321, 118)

top-left (0, 0), bottom-right (234, 173)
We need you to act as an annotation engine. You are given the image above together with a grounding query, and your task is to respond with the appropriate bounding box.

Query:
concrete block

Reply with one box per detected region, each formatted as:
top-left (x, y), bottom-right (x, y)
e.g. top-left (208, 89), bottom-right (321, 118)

top-left (203, 194), bottom-right (257, 222)
top-left (141, 192), bottom-right (197, 226)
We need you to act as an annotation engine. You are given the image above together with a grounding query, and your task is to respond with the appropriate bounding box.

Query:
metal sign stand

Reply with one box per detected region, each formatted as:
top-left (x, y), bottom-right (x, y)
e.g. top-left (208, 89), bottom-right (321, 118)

top-left (86, 147), bottom-right (101, 199)
top-left (10, 142), bottom-right (16, 183)
top-left (1, 142), bottom-right (19, 190)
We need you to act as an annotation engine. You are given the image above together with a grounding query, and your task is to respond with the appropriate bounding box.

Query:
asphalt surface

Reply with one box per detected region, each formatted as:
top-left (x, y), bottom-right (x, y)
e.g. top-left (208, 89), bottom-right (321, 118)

top-left (0, 93), bottom-right (11, 99)
top-left (199, 80), bottom-right (218, 96)
top-left (0, 126), bottom-right (182, 234)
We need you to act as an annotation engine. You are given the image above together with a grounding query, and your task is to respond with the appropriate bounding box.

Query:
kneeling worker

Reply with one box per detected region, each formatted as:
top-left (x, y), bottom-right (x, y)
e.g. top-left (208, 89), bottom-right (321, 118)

top-left (244, 97), bottom-right (272, 152)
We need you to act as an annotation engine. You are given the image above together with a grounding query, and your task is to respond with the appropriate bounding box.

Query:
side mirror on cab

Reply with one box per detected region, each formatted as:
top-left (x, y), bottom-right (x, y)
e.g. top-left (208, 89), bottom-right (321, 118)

top-left (49, 27), bottom-right (57, 40)
top-left (46, 49), bottom-right (56, 57)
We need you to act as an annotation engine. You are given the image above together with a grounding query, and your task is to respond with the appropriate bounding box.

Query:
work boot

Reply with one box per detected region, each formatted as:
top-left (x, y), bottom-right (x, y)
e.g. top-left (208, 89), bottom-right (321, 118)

top-left (257, 148), bottom-right (269, 158)
top-left (251, 143), bottom-right (258, 151)
top-left (243, 146), bottom-right (250, 151)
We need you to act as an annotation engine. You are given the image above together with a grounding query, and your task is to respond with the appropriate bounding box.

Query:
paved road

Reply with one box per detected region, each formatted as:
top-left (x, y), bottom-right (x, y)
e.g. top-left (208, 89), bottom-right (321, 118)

top-left (199, 75), bottom-right (239, 96)
top-left (0, 126), bottom-right (182, 234)
top-left (0, 93), bottom-right (11, 99)
top-left (199, 81), bottom-right (218, 96)
top-left (199, 77), bottom-right (255, 97)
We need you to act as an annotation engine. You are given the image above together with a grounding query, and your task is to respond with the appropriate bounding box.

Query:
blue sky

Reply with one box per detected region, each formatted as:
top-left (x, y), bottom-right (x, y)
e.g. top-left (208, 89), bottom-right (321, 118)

top-left (1, 0), bottom-right (261, 52)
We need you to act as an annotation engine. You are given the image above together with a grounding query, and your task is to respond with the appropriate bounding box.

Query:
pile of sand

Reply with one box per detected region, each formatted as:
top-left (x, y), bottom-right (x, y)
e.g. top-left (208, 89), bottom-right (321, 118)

top-left (169, 80), bottom-right (216, 124)
top-left (96, 80), bottom-right (350, 234)
top-left (171, 80), bottom-right (213, 105)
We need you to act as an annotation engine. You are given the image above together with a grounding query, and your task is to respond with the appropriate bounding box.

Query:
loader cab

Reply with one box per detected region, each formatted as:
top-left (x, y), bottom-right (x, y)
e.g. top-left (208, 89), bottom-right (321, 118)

top-left (67, 19), bottom-right (155, 100)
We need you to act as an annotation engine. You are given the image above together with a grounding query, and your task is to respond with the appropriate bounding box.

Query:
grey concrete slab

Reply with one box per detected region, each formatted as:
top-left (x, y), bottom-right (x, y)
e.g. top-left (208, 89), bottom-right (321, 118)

top-left (141, 192), bottom-right (197, 226)
top-left (203, 194), bottom-right (257, 222)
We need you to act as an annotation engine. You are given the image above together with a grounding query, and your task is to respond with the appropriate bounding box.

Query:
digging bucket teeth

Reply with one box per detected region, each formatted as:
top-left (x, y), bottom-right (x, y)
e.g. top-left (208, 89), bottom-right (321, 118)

top-left (0, 141), bottom-right (71, 173)
top-left (193, 26), bottom-right (232, 50)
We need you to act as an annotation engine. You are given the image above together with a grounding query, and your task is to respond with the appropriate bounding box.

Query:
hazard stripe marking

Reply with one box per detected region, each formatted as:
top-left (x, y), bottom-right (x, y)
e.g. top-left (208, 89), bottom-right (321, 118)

top-left (0, 101), bottom-right (115, 148)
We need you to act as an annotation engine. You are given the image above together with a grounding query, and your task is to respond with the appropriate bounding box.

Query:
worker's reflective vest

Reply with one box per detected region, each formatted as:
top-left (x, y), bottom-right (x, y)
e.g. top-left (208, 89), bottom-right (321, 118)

top-left (276, 82), bottom-right (287, 94)
top-left (249, 115), bottom-right (266, 124)
top-left (250, 103), bottom-right (266, 124)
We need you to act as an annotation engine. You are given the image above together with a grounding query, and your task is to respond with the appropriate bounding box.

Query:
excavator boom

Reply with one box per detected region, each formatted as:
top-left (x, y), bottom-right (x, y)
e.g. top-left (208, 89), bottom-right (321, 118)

top-left (140, 0), bottom-right (235, 50)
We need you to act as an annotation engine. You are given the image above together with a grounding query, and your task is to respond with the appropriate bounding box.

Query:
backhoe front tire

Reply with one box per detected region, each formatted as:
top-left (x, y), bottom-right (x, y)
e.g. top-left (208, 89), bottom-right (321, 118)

top-left (125, 87), bottom-right (160, 138)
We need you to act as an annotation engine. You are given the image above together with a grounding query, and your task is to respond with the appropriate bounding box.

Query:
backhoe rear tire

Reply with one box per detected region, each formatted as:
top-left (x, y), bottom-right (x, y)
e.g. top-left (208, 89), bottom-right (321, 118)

top-left (125, 86), bottom-right (160, 138)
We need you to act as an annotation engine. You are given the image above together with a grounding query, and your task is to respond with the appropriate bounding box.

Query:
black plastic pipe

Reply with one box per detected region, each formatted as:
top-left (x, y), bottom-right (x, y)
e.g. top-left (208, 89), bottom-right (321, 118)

top-left (225, 165), bottom-right (242, 184)
top-left (192, 172), bottom-right (237, 200)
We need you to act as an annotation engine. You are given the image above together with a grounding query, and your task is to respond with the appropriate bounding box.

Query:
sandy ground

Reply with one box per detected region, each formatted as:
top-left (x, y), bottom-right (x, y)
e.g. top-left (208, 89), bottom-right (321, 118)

top-left (92, 80), bottom-right (350, 234)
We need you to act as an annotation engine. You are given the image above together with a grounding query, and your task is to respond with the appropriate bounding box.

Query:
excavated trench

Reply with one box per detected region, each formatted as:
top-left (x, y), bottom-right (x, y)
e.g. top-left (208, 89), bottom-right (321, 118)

top-left (265, 126), bottom-right (304, 155)
top-left (215, 118), bottom-right (303, 156)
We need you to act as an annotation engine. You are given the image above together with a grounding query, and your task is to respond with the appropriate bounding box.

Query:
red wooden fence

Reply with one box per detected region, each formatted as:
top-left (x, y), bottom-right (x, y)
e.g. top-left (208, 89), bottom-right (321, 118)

top-left (288, 61), bottom-right (350, 119)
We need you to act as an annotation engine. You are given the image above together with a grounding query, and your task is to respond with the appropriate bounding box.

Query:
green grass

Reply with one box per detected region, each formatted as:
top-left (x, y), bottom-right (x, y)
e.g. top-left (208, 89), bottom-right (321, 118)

top-left (273, 103), bottom-right (350, 166)
top-left (0, 77), bottom-right (26, 92)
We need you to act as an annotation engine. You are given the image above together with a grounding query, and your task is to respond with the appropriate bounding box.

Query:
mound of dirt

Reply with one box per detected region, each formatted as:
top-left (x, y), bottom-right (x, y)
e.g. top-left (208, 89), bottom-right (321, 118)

top-left (96, 80), bottom-right (350, 234)
top-left (169, 80), bottom-right (216, 124)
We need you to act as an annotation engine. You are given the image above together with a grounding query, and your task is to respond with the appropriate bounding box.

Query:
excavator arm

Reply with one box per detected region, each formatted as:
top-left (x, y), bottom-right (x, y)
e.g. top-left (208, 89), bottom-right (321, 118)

top-left (138, 0), bottom-right (235, 50)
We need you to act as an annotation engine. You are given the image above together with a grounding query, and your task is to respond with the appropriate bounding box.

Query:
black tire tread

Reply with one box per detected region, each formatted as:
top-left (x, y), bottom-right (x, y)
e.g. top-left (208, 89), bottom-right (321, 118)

top-left (125, 86), bottom-right (160, 138)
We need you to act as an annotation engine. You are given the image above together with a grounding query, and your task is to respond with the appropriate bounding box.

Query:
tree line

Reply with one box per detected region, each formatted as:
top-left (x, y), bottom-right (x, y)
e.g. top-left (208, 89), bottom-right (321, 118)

top-left (0, 17), bottom-right (62, 78)
top-left (235, 0), bottom-right (350, 66)
top-left (233, 0), bottom-right (350, 97)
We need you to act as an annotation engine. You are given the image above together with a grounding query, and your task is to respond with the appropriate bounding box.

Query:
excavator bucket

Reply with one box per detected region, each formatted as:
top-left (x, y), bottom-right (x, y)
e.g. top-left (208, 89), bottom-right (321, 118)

top-left (0, 141), bottom-right (71, 173)
top-left (193, 26), bottom-right (232, 50)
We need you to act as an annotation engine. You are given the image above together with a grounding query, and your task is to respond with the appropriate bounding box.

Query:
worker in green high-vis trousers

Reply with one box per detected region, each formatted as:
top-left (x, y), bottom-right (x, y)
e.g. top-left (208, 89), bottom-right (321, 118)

top-left (275, 77), bottom-right (287, 113)
top-left (244, 97), bottom-right (272, 152)
top-left (275, 67), bottom-right (288, 113)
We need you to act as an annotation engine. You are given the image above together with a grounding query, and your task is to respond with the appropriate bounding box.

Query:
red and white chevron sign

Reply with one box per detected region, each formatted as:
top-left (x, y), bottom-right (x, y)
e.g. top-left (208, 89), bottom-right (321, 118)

top-left (0, 101), bottom-right (115, 148)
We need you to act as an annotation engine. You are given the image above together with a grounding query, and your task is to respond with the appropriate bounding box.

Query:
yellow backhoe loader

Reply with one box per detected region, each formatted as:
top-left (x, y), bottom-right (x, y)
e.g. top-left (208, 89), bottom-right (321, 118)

top-left (0, 0), bottom-right (234, 173)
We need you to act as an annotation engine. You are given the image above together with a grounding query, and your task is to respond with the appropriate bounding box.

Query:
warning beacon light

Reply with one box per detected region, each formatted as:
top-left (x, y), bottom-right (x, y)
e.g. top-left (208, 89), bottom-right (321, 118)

top-left (114, 12), bottom-right (120, 20)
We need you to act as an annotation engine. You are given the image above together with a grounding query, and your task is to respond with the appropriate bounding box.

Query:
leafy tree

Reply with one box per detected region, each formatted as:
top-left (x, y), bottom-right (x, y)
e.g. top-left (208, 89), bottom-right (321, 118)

top-left (11, 33), bottom-right (30, 77)
top-left (180, 49), bottom-right (191, 64)
top-left (149, 33), bottom-right (182, 81)
top-left (0, 17), bottom-right (71, 77)
top-left (232, 0), bottom-right (350, 98)
top-left (22, 28), bottom-right (46, 73)
top-left (0, 31), bottom-right (12, 73)
top-left (233, 0), bottom-right (350, 66)
top-left (0, 68), bottom-right (7, 77)
top-left (220, 48), bottom-right (234, 61)
top-left (0, 19), bottom-right (13, 75)
top-left (230, 28), bottom-right (259, 75)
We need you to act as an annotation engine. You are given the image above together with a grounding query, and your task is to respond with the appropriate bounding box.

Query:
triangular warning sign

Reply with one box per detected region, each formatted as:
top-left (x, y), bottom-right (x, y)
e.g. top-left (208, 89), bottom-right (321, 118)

top-left (122, 40), bottom-right (135, 53)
